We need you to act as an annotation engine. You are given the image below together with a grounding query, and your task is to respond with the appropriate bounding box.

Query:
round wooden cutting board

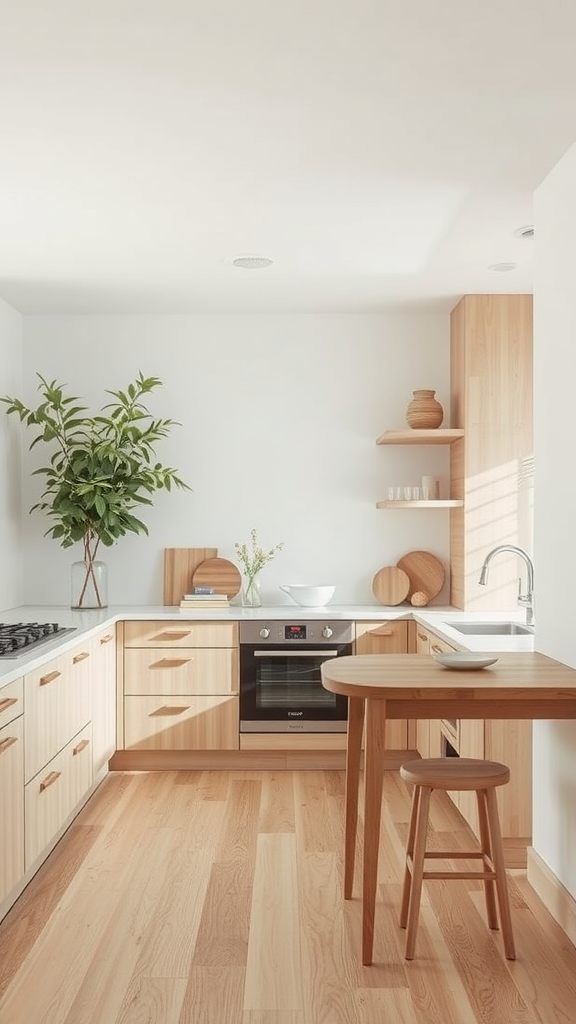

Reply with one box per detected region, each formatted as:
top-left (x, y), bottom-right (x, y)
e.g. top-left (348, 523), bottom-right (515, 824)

top-left (397, 550), bottom-right (445, 601)
top-left (372, 566), bottom-right (411, 606)
top-left (192, 557), bottom-right (242, 597)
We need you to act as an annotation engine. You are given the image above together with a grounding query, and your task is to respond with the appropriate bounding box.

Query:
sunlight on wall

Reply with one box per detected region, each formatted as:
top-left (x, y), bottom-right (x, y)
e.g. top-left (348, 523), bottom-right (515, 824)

top-left (464, 455), bottom-right (534, 610)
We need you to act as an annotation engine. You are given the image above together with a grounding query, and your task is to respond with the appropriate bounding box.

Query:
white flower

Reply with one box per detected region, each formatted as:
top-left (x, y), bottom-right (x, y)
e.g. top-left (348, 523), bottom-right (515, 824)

top-left (234, 528), bottom-right (283, 580)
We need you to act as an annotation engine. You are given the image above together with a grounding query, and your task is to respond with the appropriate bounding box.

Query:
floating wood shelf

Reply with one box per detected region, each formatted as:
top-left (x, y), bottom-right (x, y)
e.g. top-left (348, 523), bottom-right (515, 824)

top-left (376, 500), bottom-right (464, 509)
top-left (376, 429), bottom-right (465, 446)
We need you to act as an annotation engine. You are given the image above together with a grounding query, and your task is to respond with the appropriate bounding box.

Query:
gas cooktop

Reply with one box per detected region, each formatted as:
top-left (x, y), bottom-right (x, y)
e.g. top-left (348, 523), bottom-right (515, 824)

top-left (0, 622), bottom-right (77, 658)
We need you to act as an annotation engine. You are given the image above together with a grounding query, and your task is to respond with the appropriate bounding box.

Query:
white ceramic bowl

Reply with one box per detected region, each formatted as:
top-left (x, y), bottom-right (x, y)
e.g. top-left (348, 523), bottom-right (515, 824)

top-left (279, 584), bottom-right (336, 607)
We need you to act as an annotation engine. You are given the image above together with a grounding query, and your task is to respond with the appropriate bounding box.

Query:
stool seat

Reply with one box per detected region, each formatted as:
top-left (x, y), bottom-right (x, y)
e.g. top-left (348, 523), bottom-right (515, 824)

top-left (399, 756), bottom-right (515, 961)
top-left (400, 756), bottom-right (510, 791)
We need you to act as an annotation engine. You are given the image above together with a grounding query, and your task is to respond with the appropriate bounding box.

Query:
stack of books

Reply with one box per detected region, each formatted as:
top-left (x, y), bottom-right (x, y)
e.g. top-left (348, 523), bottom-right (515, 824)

top-left (179, 587), bottom-right (230, 609)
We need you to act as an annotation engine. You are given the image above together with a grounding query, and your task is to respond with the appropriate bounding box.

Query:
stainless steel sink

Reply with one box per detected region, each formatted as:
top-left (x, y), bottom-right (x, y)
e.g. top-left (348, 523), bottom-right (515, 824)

top-left (450, 621), bottom-right (535, 636)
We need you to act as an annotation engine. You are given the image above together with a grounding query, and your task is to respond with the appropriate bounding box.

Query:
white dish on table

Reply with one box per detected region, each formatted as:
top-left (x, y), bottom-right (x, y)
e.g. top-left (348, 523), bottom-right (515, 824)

top-left (434, 652), bottom-right (499, 671)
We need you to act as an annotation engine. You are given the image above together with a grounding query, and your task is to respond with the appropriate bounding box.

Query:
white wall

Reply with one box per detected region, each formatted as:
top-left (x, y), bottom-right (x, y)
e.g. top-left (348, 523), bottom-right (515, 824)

top-left (533, 142), bottom-right (576, 897)
top-left (21, 313), bottom-right (451, 606)
top-left (0, 298), bottom-right (24, 611)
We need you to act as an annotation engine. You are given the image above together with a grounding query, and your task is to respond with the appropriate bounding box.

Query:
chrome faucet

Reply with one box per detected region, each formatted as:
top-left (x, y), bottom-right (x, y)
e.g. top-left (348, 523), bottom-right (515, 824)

top-left (478, 544), bottom-right (535, 627)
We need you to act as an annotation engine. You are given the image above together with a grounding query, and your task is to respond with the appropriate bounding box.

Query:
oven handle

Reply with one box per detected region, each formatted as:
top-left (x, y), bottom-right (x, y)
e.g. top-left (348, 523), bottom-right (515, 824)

top-left (253, 650), bottom-right (340, 658)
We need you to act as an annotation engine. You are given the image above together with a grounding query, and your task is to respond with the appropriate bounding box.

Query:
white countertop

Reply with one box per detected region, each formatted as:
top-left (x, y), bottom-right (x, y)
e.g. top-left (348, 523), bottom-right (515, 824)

top-left (0, 603), bottom-right (535, 689)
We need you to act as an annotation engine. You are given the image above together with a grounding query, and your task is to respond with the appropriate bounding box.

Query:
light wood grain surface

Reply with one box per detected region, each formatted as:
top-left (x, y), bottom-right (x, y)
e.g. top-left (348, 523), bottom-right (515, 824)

top-left (192, 557), bottom-right (242, 597)
top-left (2, 769), bottom-right (576, 1024)
top-left (396, 550), bottom-right (445, 601)
top-left (163, 547), bottom-right (218, 604)
top-left (371, 566), bottom-right (410, 605)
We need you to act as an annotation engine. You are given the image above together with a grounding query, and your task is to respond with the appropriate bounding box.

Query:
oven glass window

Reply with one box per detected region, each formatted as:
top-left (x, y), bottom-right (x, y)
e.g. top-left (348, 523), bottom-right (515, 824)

top-left (255, 654), bottom-right (338, 710)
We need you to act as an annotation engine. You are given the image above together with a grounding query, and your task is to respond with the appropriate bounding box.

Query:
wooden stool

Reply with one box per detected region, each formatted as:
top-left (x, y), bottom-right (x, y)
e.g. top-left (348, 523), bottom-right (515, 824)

top-left (399, 757), bottom-right (516, 960)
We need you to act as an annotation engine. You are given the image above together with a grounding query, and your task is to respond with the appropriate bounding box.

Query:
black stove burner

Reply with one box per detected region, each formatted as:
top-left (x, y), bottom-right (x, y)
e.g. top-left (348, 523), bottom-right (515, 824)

top-left (0, 622), bottom-right (75, 658)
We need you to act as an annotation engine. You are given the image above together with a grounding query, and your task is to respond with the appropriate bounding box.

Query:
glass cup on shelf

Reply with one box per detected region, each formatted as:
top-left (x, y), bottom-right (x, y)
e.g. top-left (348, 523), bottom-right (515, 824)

top-left (388, 486), bottom-right (403, 500)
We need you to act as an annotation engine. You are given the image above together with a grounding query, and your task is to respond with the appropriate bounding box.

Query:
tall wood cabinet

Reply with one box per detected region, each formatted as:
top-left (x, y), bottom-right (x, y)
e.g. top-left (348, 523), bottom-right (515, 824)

top-left (450, 294), bottom-right (533, 610)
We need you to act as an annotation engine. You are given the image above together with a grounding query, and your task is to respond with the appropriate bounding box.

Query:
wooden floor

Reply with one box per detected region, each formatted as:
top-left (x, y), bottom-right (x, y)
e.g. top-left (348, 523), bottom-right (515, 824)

top-left (1, 770), bottom-right (576, 1024)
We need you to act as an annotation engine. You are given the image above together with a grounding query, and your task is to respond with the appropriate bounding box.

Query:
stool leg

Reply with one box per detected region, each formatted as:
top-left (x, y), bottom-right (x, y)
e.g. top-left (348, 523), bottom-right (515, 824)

top-left (400, 783), bottom-right (421, 928)
top-left (485, 788), bottom-right (516, 960)
top-left (476, 789), bottom-right (498, 929)
top-left (404, 785), bottom-right (431, 960)
top-left (344, 695), bottom-right (365, 899)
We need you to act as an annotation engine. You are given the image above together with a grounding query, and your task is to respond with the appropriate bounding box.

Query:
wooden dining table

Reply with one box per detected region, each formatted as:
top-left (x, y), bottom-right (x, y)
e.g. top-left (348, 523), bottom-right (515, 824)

top-left (320, 651), bottom-right (576, 965)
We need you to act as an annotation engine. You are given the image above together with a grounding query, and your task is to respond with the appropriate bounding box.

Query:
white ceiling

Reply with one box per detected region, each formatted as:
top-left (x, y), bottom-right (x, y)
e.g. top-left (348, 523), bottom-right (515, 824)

top-left (1, 0), bottom-right (576, 315)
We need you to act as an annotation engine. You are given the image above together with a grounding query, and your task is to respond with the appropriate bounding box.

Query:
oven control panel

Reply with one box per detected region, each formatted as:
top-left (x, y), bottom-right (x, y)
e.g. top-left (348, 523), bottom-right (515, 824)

top-left (239, 620), bottom-right (354, 645)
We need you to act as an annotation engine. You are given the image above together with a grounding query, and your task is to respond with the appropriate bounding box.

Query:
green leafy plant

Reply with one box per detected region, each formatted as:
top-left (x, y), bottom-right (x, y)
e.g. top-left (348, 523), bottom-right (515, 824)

top-left (1, 372), bottom-right (190, 607)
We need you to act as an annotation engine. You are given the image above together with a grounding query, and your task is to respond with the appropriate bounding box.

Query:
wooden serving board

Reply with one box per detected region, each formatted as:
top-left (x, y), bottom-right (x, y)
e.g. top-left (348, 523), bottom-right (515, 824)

top-left (163, 547), bottom-right (218, 605)
top-left (192, 557), bottom-right (242, 598)
top-left (396, 550), bottom-right (445, 601)
top-left (372, 566), bottom-right (410, 606)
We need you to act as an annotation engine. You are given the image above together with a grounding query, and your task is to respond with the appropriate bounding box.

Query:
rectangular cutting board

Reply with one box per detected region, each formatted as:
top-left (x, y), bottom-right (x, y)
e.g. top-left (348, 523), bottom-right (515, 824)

top-left (163, 547), bottom-right (218, 605)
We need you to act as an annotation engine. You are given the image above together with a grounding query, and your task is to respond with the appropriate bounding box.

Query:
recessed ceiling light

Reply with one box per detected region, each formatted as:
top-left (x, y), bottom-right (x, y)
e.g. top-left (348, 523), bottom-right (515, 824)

top-left (231, 255), bottom-right (274, 270)
top-left (514, 225), bottom-right (535, 240)
top-left (487, 262), bottom-right (518, 272)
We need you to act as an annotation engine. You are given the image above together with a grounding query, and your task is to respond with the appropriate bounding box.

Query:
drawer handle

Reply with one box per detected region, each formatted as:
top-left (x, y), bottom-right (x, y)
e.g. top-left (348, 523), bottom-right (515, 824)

top-left (430, 644), bottom-right (445, 654)
top-left (73, 738), bottom-right (90, 755)
top-left (73, 651), bottom-right (90, 664)
top-left (152, 631), bottom-right (191, 642)
top-left (151, 657), bottom-right (192, 669)
top-left (40, 770), bottom-right (62, 792)
top-left (100, 634), bottom-right (114, 645)
top-left (417, 632), bottom-right (429, 642)
top-left (0, 696), bottom-right (18, 713)
top-left (150, 705), bottom-right (191, 717)
top-left (0, 735), bottom-right (18, 755)
top-left (39, 670), bottom-right (61, 686)
top-left (368, 627), bottom-right (393, 636)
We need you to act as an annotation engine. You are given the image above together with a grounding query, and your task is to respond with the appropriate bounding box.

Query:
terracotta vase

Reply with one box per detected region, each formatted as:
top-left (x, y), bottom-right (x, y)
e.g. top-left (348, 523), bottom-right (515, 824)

top-left (405, 389), bottom-right (444, 429)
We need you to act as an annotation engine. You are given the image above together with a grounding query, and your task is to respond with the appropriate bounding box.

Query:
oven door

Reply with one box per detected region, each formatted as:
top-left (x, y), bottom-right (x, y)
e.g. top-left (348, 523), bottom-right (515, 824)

top-left (240, 643), bottom-right (350, 732)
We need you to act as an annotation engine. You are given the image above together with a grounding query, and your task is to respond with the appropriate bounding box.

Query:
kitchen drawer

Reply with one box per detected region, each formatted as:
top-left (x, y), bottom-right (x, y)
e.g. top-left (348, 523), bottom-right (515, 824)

top-left (428, 635), bottom-right (457, 655)
top-left (0, 678), bottom-right (24, 729)
top-left (25, 724), bottom-right (92, 870)
top-left (0, 716), bottom-right (24, 904)
top-left (354, 620), bottom-right (408, 653)
top-left (124, 620), bottom-right (238, 649)
top-left (124, 647), bottom-right (238, 696)
top-left (124, 695), bottom-right (239, 751)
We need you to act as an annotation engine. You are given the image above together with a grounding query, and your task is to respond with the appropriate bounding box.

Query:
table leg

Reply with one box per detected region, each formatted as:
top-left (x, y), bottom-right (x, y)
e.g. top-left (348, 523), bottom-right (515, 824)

top-left (362, 696), bottom-right (387, 966)
top-left (344, 695), bottom-right (365, 899)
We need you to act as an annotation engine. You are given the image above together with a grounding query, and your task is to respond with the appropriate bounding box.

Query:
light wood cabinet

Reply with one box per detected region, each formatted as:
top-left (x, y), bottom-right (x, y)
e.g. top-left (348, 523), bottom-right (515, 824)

top-left (122, 621), bottom-right (239, 751)
top-left (25, 723), bottom-right (92, 870)
top-left (414, 626), bottom-right (452, 758)
top-left (355, 621), bottom-right (410, 749)
top-left (0, 709), bottom-right (24, 904)
top-left (24, 643), bottom-right (92, 783)
top-left (23, 638), bottom-right (95, 873)
top-left (90, 626), bottom-right (117, 780)
top-left (450, 294), bottom-right (533, 610)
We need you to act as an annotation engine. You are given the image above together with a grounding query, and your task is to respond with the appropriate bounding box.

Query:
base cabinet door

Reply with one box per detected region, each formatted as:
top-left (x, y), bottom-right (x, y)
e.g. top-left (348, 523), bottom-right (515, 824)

top-left (90, 627), bottom-right (117, 778)
top-left (354, 621), bottom-right (409, 749)
top-left (25, 724), bottom-right (92, 870)
top-left (124, 695), bottom-right (239, 751)
top-left (0, 715), bottom-right (24, 904)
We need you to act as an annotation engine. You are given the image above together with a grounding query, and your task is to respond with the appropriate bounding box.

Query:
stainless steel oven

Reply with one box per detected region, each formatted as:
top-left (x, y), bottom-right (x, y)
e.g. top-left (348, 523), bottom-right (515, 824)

top-left (239, 619), bottom-right (353, 732)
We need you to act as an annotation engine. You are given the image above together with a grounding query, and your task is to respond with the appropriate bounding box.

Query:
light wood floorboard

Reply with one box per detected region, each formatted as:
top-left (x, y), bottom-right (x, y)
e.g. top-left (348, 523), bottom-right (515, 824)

top-left (1, 769), bottom-right (575, 1023)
